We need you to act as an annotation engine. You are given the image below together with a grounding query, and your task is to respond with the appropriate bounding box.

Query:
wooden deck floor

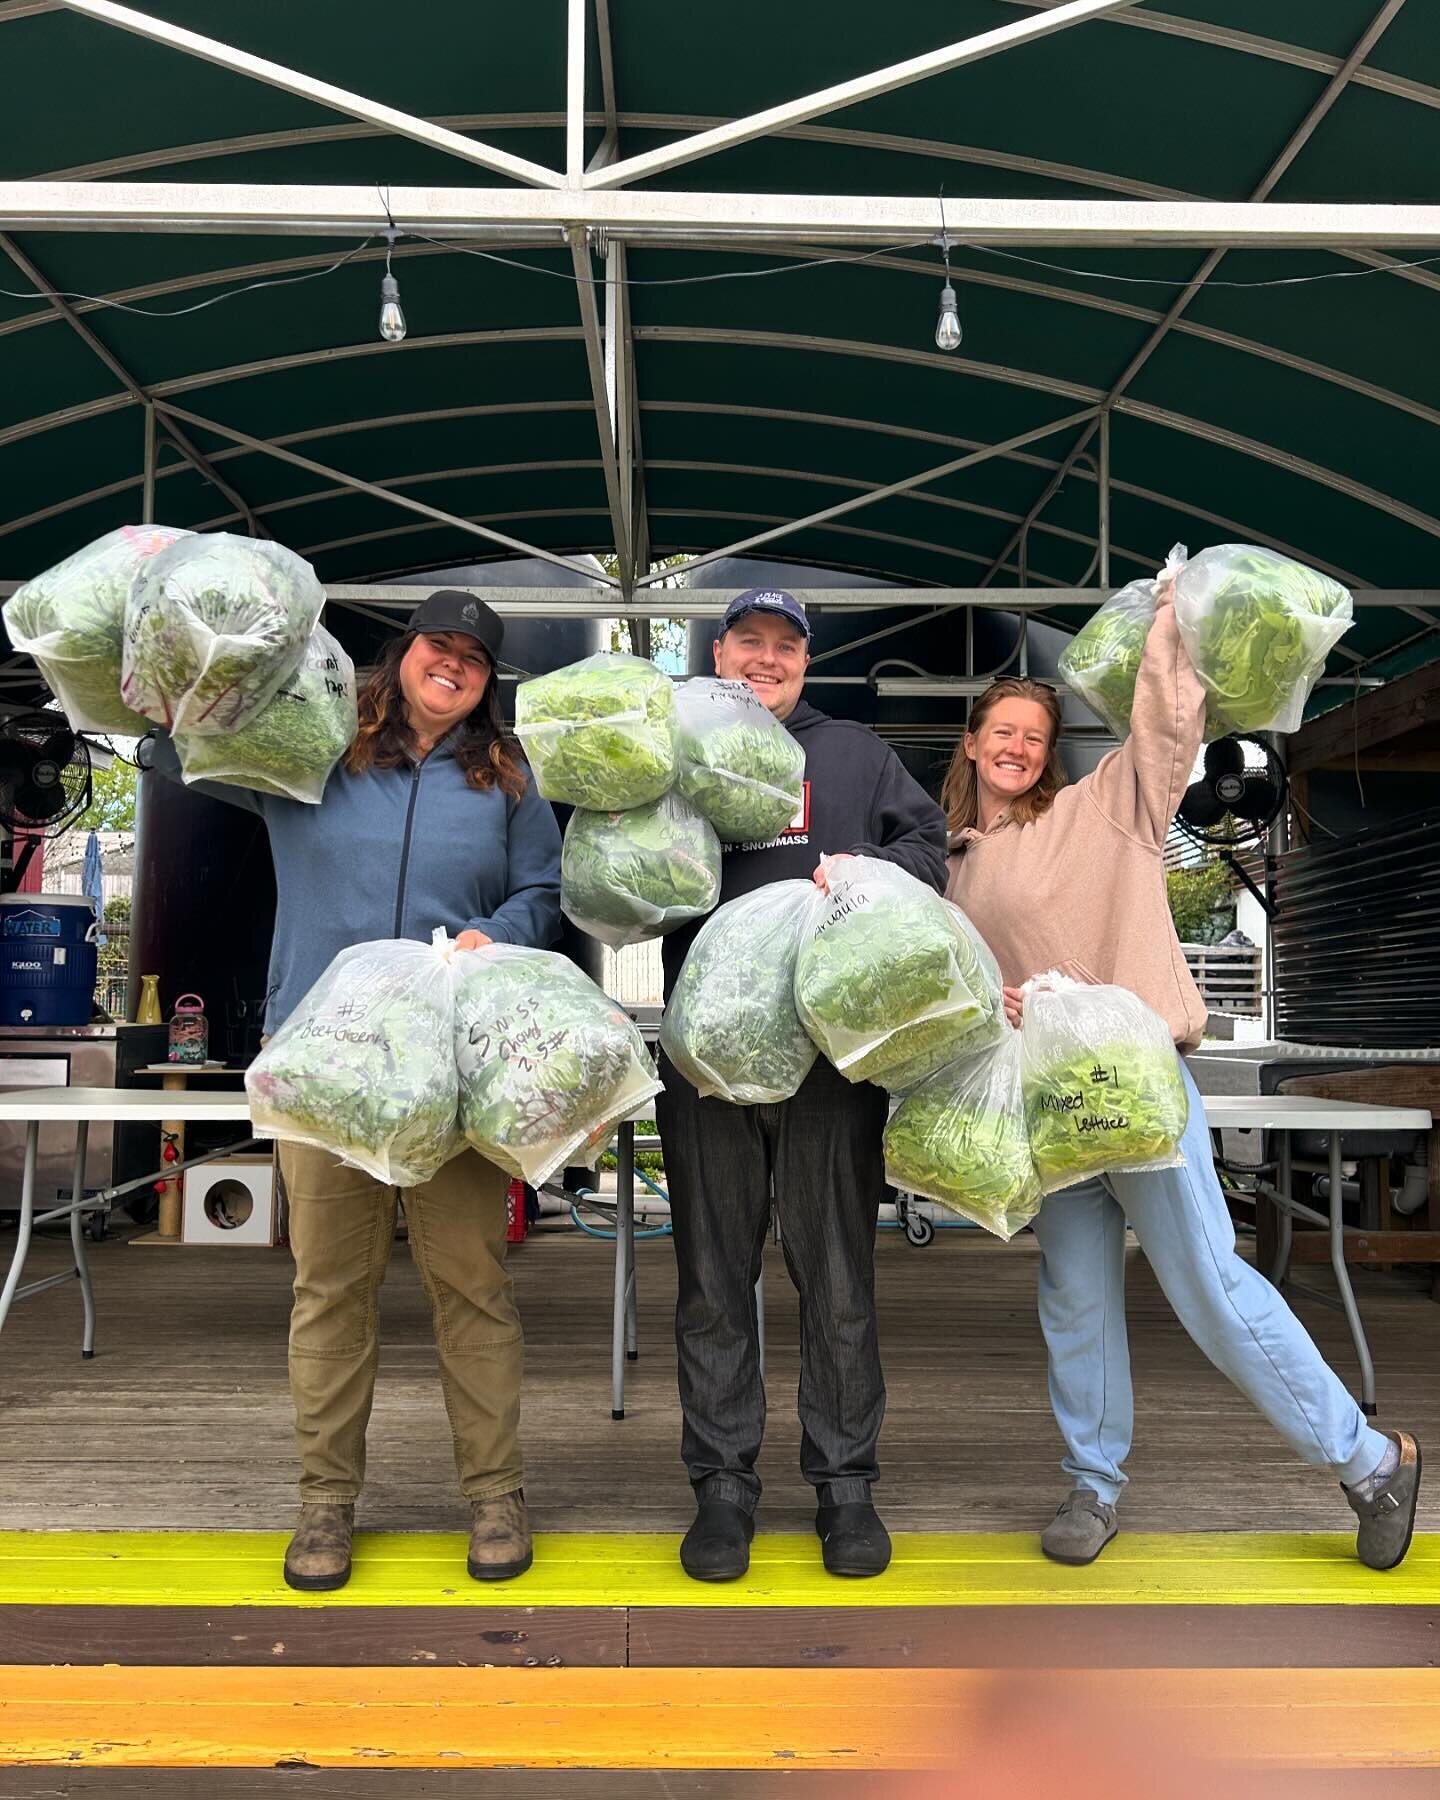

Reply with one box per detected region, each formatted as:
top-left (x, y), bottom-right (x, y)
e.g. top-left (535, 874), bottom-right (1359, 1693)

top-left (2, 1218), bottom-right (1437, 1536)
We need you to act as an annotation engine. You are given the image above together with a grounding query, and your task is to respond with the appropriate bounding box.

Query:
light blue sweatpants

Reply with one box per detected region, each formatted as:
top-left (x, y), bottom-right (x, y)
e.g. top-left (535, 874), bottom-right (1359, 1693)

top-left (1028, 1057), bottom-right (1389, 1505)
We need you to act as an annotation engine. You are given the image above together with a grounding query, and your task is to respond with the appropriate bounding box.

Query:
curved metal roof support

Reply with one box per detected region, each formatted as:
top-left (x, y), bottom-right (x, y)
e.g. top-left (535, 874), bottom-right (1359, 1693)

top-left (635, 407), bottom-right (1100, 587)
top-left (586, 0), bottom-right (1148, 190)
top-left (53, 0), bottom-right (565, 189)
top-left (152, 399), bottom-right (618, 586)
top-left (980, 0), bottom-right (1411, 587)
top-left (140, 403), bottom-right (155, 527)
top-left (0, 231), bottom-right (264, 536)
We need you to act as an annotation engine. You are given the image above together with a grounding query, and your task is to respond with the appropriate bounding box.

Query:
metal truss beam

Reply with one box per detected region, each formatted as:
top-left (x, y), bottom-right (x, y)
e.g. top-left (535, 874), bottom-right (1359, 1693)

top-left (11, 183), bottom-right (1440, 247)
top-left (54, 0), bottom-right (564, 189)
top-left (979, 0), bottom-right (1411, 585)
top-left (568, 229), bottom-right (632, 591)
top-left (151, 401), bottom-right (617, 585)
top-left (586, 0), bottom-right (1146, 189)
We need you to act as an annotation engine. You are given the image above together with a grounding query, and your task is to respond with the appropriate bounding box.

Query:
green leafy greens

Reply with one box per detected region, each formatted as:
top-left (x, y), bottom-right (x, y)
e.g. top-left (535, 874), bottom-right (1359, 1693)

top-left (247, 938), bottom-right (460, 1186)
top-left (4, 525), bottom-right (192, 734)
top-left (122, 533), bottom-right (324, 735)
top-left (660, 880), bottom-right (819, 1104)
top-left (1172, 544), bottom-right (1353, 737)
top-left (884, 1037), bottom-right (1041, 1240)
top-left (452, 945), bottom-right (660, 1187)
top-left (1056, 577), bottom-right (1157, 740)
top-left (674, 677), bottom-right (805, 842)
top-left (174, 622), bottom-right (357, 803)
top-left (516, 652), bottom-right (677, 810)
top-left (793, 859), bottom-right (1003, 1093)
top-left (561, 791), bottom-right (721, 948)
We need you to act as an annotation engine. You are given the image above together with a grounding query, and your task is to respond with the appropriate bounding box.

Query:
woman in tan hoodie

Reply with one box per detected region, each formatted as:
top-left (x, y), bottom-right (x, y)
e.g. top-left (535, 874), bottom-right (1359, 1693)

top-left (944, 583), bottom-right (1420, 1571)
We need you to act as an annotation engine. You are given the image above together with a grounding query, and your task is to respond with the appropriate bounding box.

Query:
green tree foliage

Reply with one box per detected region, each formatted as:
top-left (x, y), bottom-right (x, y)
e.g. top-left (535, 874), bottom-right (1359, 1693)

top-left (73, 758), bottom-right (139, 833)
top-left (1165, 861), bottom-right (1235, 943)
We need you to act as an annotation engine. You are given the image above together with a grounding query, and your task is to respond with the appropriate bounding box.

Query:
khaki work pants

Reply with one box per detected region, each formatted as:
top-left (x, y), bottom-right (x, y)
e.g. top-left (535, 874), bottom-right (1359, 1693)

top-left (278, 1142), bottom-right (523, 1505)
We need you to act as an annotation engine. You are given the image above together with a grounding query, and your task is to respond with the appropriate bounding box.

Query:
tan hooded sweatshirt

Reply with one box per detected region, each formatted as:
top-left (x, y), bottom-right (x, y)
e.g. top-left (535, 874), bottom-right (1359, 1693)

top-left (946, 591), bottom-right (1209, 1050)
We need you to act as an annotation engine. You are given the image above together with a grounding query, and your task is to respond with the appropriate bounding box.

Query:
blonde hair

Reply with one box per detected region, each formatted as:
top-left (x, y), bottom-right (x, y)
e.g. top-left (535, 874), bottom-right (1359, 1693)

top-left (941, 677), bottom-right (1067, 834)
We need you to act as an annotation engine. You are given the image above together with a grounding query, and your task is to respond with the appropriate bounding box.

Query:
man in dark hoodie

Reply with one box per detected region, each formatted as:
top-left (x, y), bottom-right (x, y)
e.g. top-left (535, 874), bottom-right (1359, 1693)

top-left (658, 588), bottom-right (947, 1583)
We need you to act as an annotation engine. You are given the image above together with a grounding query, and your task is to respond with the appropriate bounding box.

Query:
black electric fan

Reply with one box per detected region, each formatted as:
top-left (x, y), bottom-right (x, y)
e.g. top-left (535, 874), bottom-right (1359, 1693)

top-left (1175, 732), bottom-right (1286, 913)
top-left (0, 713), bottom-right (94, 891)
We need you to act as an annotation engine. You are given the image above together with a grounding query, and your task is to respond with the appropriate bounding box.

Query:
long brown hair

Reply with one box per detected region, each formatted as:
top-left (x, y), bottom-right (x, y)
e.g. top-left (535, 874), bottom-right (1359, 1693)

top-left (345, 630), bottom-right (527, 798)
top-left (941, 677), bottom-right (1066, 835)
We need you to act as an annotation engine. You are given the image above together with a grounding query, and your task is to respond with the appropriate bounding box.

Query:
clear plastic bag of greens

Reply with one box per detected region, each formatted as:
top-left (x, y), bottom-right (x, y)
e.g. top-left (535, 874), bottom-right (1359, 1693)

top-left (1057, 577), bottom-right (1157, 740)
top-left (673, 676), bottom-right (805, 843)
top-left (122, 533), bottom-right (324, 735)
top-left (660, 879), bottom-right (819, 1104)
top-left (515, 651), bottom-right (677, 810)
top-left (1018, 970), bottom-right (1188, 1195)
top-left (884, 1028), bottom-right (1041, 1240)
top-left (561, 790), bottom-right (721, 949)
top-left (246, 931), bottom-right (461, 1186)
top-left (173, 622), bottom-right (357, 803)
top-left (451, 944), bottom-right (661, 1188)
top-left (1171, 543), bottom-right (1353, 737)
top-left (3, 524), bottom-right (192, 734)
top-left (793, 855), bottom-right (1004, 1094)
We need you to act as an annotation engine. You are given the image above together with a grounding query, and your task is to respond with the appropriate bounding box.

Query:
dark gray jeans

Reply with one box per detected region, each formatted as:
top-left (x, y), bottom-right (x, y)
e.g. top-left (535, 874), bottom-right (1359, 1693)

top-left (656, 1049), bottom-right (889, 1513)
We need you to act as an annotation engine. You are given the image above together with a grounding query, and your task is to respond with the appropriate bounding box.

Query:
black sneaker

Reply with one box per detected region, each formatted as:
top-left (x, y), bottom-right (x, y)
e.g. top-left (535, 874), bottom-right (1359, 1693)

top-left (680, 1499), bottom-right (755, 1582)
top-left (816, 1501), bottom-right (892, 1577)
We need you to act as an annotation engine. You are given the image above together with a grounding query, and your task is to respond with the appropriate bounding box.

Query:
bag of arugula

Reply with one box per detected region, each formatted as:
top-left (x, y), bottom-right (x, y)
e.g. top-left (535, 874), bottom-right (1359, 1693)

top-left (1018, 971), bottom-right (1188, 1194)
top-left (451, 944), bottom-right (661, 1187)
top-left (660, 880), bottom-right (818, 1104)
top-left (1057, 576), bottom-right (1157, 740)
top-left (123, 532), bottom-right (324, 735)
top-left (561, 790), bottom-right (721, 948)
top-left (4, 524), bottom-right (192, 734)
top-left (246, 932), bottom-right (461, 1186)
top-left (673, 677), bottom-right (805, 842)
top-left (884, 1028), bottom-right (1041, 1240)
top-left (515, 651), bottom-right (677, 810)
top-left (173, 622), bottom-right (357, 803)
top-left (793, 856), bottom-right (1004, 1093)
top-left (1171, 543), bottom-right (1353, 736)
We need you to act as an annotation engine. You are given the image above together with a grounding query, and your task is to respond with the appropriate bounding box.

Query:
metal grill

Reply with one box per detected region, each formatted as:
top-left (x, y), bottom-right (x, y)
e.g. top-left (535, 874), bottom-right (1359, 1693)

top-left (1271, 808), bottom-right (1440, 1049)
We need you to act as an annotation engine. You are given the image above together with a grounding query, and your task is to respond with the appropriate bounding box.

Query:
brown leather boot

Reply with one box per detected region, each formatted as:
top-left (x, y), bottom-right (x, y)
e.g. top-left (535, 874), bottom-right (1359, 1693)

top-left (283, 1503), bottom-right (355, 1592)
top-left (467, 1489), bottom-right (532, 1581)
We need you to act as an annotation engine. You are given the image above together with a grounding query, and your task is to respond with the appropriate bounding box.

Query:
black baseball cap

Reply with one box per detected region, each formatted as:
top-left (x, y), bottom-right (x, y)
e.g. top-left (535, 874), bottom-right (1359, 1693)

top-left (408, 590), bottom-right (504, 664)
top-left (719, 587), bottom-right (812, 641)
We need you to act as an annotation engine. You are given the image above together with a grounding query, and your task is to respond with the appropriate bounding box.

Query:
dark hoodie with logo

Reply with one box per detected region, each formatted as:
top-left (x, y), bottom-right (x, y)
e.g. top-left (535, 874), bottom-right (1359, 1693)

top-left (661, 696), bottom-right (948, 994)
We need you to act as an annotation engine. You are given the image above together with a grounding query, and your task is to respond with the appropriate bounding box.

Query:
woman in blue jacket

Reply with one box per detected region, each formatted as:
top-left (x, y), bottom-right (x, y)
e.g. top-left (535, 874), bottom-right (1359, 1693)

top-left (150, 591), bottom-right (560, 1592)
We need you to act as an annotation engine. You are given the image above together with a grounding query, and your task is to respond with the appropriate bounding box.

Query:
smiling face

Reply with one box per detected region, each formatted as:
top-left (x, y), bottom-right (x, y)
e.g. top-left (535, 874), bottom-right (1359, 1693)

top-left (398, 630), bottom-right (492, 741)
top-left (964, 696), bottom-right (1055, 812)
top-left (712, 610), bottom-right (810, 720)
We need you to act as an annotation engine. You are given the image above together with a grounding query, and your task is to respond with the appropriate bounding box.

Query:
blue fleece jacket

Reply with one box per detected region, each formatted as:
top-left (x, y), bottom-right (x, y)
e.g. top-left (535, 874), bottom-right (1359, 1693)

top-left (149, 732), bottom-right (561, 1032)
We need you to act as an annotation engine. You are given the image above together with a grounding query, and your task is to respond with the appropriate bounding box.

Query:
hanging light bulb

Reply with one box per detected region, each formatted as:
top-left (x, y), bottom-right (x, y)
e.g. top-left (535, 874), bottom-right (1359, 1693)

top-left (935, 281), bottom-right (963, 352)
top-left (378, 227), bottom-right (406, 343)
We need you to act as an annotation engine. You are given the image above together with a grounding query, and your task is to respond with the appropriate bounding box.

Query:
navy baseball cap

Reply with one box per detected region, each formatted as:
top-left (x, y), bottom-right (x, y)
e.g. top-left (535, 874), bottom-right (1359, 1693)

top-left (719, 587), bottom-right (812, 641)
top-left (408, 590), bottom-right (504, 664)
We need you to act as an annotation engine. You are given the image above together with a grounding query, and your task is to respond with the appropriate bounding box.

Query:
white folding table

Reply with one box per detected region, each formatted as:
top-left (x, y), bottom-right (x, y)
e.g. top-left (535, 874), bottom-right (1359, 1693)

top-left (0, 1086), bottom-right (257, 1357)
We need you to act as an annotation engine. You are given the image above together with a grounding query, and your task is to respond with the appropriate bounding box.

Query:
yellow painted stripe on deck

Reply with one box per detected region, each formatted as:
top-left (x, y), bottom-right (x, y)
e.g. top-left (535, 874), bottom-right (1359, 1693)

top-left (2, 1665), bottom-right (1438, 1770)
top-left (0, 1530), bottom-right (1435, 1607)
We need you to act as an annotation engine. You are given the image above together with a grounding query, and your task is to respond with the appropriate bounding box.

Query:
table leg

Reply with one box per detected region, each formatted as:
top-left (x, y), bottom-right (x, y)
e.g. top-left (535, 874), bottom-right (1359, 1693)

top-left (0, 1120), bottom-right (39, 1336)
top-left (611, 1120), bottom-right (634, 1420)
top-left (156, 1072), bottom-right (186, 1241)
top-left (1328, 1129), bottom-right (1377, 1416)
top-left (1269, 1132), bottom-right (1294, 1287)
top-left (68, 1120), bottom-right (94, 1359)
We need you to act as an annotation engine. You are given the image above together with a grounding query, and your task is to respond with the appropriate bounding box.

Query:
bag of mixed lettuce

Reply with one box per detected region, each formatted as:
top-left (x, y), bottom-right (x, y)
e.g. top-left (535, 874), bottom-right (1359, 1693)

top-left (660, 880), bottom-right (819, 1104)
top-left (451, 945), bottom-right (661, 1187)
top-left (246, 932), bottom-right (461, 1186)
top-left (561, 790), bottom-right (721, 948)
top-left (793, 856), bottom-right (1004, 1093)
top-left (122, 533), bottom-right (324, 735)
top-left (673, 677), bottom-right (805, 843)
top-left (884, 1029), bottom-right (1041, 1240)
top-left (1057, 577), bottom-right (1157, 740)
top-left (1018, 971), bottom-right (1188, 1194)
top-left (1172, 543), bottom-right (1353, 736)
top-left (173, 622), bottom-right (357, 803)
top-left (515, 652), bottom-right (677, 810)
top-left (4, 524), bottom-right (192, 734)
